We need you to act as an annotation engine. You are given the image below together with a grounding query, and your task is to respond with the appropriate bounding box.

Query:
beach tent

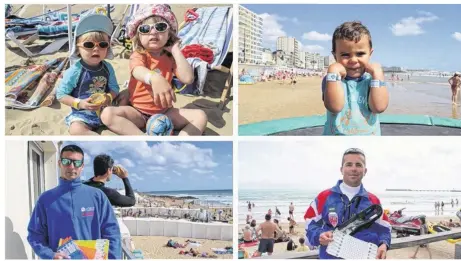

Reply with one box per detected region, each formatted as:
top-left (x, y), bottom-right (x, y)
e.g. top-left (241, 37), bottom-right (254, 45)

top-left (239, 114), bottom-right (461, 136)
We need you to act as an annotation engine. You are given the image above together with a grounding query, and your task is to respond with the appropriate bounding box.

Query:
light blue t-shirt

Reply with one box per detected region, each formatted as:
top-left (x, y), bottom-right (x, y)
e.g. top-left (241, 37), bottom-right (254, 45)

top-left (322, 73), bottom-right (381, 135)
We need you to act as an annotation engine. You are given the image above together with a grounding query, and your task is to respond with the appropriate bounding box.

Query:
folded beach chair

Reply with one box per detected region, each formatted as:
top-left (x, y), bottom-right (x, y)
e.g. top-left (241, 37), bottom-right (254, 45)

top-left (5, 5), bottom-right (114, 58)
top-left (111, 4), bottom-right (139, 49)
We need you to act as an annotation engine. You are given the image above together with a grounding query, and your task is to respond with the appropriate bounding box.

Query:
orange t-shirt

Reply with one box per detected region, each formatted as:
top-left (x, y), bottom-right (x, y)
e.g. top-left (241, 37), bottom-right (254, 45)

top-left (128, 51), bottom-right (177, 115)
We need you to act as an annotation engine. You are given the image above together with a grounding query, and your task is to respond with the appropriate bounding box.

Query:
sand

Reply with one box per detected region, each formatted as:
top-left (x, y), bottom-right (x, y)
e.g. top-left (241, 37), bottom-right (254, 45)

top-left (132, 236), bottom-right (232, 259)
top-left (238, 216), bottom-right (460, 259)
top-left (5, 4), bottom-right (233, 136)
top-left (238, 77), bottom-right (325, 125)
top-left (238, 73), bottom-right (459, 126)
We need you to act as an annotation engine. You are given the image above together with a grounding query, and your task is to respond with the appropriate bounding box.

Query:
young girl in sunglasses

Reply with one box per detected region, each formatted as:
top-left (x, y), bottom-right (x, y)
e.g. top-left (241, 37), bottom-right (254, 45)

top-left (56, 13), bottom-right (120, 135)
top-left (100, 4), bottom-right (207, 135)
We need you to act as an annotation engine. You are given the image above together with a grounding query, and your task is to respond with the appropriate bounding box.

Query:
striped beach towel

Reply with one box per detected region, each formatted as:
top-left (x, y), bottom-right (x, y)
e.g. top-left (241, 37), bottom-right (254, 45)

top-left (5, 58), bottom-right (66, 109)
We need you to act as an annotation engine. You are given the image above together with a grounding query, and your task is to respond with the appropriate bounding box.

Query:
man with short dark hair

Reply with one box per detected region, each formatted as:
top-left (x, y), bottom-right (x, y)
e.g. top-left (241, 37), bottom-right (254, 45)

top-left (84, 154), bottom-right (136, 207)
top-left (254, 214), bottom-right (282, 257)
top-left (27, 145), bottom-right (121, 259)
top-left (305, 148), bottom-right (391, 259)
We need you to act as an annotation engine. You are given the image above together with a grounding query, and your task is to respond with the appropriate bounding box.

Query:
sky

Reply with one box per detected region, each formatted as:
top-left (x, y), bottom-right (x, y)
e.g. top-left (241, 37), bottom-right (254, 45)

top-left (243, 4), bottom-right (461, 71)
top-left (62, 141), bottom-right (233, 192)
top-left (239, 137), bottom-right (461, 192)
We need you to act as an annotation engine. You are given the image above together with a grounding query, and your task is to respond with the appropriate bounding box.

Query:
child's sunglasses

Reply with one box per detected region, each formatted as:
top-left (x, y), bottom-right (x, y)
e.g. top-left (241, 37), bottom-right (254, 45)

top-left (77, 41), bottom-right (109, 49)
top-left (138, 22), bottom-right (169, 34)
top-left (61, 158), bottom-right (84, 168)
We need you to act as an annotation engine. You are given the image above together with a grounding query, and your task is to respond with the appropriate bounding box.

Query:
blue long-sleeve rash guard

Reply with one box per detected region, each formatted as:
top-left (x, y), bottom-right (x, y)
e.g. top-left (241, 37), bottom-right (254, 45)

top-left (27, 177), bottom-right (121, 259)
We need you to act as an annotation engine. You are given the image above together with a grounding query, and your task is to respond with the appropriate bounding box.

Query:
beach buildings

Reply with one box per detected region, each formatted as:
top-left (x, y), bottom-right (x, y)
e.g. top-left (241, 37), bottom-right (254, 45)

top-left (239, 5), bottom-right (263, 64)
top-left (262, 48), bottom-right (275, 65)
top-left (5, 141), bottom-right (60, 259)
top-left (277, 36), bottom-right (300, 68)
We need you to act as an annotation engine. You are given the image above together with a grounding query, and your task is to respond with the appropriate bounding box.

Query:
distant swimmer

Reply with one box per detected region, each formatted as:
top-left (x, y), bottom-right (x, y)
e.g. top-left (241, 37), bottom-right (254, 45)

top-left (289, 202), bottom-right (295, 219)
top-left (448, 72), bottom-right (461, 104)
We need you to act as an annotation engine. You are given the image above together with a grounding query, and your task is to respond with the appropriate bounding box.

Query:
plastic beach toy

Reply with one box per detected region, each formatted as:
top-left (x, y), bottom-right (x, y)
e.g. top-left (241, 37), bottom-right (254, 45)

top-left (89, 93), bottom-right (106, 105)
top-left (146, 114), bottom-right (174, 136)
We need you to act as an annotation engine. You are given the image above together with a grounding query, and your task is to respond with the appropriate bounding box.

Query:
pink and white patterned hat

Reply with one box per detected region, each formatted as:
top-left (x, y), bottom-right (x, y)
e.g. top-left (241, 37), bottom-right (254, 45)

top-left (127, 4), bottom-right (178, 39)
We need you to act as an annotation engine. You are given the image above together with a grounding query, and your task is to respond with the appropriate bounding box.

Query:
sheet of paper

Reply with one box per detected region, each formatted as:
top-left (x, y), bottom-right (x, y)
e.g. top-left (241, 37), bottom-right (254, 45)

top-left (326, 231), bottom-right (378, 259)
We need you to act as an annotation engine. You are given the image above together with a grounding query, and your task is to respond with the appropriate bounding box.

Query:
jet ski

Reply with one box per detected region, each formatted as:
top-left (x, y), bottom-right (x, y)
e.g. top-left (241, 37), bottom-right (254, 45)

top-left (388, 208), bottom-right (426, 237)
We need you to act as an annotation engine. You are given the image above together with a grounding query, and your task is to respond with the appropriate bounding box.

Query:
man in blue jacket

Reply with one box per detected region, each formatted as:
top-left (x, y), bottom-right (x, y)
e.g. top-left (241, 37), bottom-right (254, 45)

top-left (304, 148), bottom-right (391, 259)
top-left (27, 144), bottom-right (121, 259)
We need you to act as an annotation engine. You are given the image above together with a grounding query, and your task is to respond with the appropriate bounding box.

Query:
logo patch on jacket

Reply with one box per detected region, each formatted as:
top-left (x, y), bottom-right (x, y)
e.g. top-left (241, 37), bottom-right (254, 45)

top-left (81, 207), bottom-right (95, 217)
top-left (328, 212), bottom-right (339, 227)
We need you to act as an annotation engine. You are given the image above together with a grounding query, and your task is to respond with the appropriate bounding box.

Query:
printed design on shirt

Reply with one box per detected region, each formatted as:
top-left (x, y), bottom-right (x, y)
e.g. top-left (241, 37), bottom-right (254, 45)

top-left (335, 95), bottom-right (376, 135)
top-left (328, 208), bottom-right (339, 228)
top-left (81, 207), bottom-right (95, 217)
top-left (88, 76), bottom-right (107, 94)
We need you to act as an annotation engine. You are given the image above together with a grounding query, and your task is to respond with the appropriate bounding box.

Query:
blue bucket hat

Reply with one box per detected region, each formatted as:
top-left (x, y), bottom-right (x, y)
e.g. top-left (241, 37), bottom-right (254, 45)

top-left (70, 13), bottom-right (114, 64)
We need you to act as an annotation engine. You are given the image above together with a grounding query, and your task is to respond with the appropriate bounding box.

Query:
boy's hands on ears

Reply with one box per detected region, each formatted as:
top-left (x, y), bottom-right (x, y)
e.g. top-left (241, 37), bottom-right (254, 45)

top-left (328, 63), bottom-right (347, 79)
top-left (360, 61), bottom-right (384, 80)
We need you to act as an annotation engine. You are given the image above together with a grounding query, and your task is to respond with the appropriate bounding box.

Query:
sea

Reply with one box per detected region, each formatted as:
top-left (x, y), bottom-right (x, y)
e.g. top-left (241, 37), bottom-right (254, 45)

top-left (147, 189), bottom-right (233, 208)
top-left (383, 74), bottom-right (460, 119)
top-left (239, 189), bottom-right (461, 224)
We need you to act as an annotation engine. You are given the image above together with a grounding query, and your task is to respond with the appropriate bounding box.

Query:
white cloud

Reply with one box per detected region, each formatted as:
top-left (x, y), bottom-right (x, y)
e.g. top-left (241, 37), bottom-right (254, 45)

top-left (210, 175), bottom-right (218, 180)
top-left (120, 158), bottom-right (134, 168)
top-left (192, 169), bottom-right (213, 174)
top-left (299, 42), bottom-right (325, 53)
top-left (130, 173), bottom-right (144, 181)
top-left (390, 11), bottom-right (438, 36)
top-left (70, 141), bottom-right (222, 182)
top-left (162, 176), bottom-right (171, 183)
top-left (173, 170), bottom-right (182, 176)
top-left (259, 13), bottom-right (287, 45)
top-left (239, 138), bottom-right (461, 191)
top-left (302, 31), bottom-right (331, 41)
top-left (453, 32), bottom-right (461, 42)
top-left (147, 166), bottom-right (166, 172)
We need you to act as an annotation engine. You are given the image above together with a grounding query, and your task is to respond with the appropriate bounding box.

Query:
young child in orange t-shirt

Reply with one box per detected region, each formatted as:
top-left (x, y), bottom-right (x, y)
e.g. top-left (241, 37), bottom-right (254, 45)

top-left (100, 4), bottom-right (207, 135)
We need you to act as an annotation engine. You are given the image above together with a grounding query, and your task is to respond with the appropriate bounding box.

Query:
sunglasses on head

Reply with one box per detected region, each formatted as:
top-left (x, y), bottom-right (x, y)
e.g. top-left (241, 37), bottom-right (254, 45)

top-left (343, 148), bottom-right (365, 156)
top-left (61, 158), bottom-right (84, 168)
top-left (138, 22), bottom-right (169, 34)
top-left (77, 41), bottom-right (109, 49)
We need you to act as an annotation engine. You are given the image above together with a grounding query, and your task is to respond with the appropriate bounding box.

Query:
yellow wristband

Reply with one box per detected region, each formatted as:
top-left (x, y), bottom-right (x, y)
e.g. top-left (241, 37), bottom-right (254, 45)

top-left (72, 98), bottom-right (81, 110)
top-left (106, 94), bottom-right (113, 105)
